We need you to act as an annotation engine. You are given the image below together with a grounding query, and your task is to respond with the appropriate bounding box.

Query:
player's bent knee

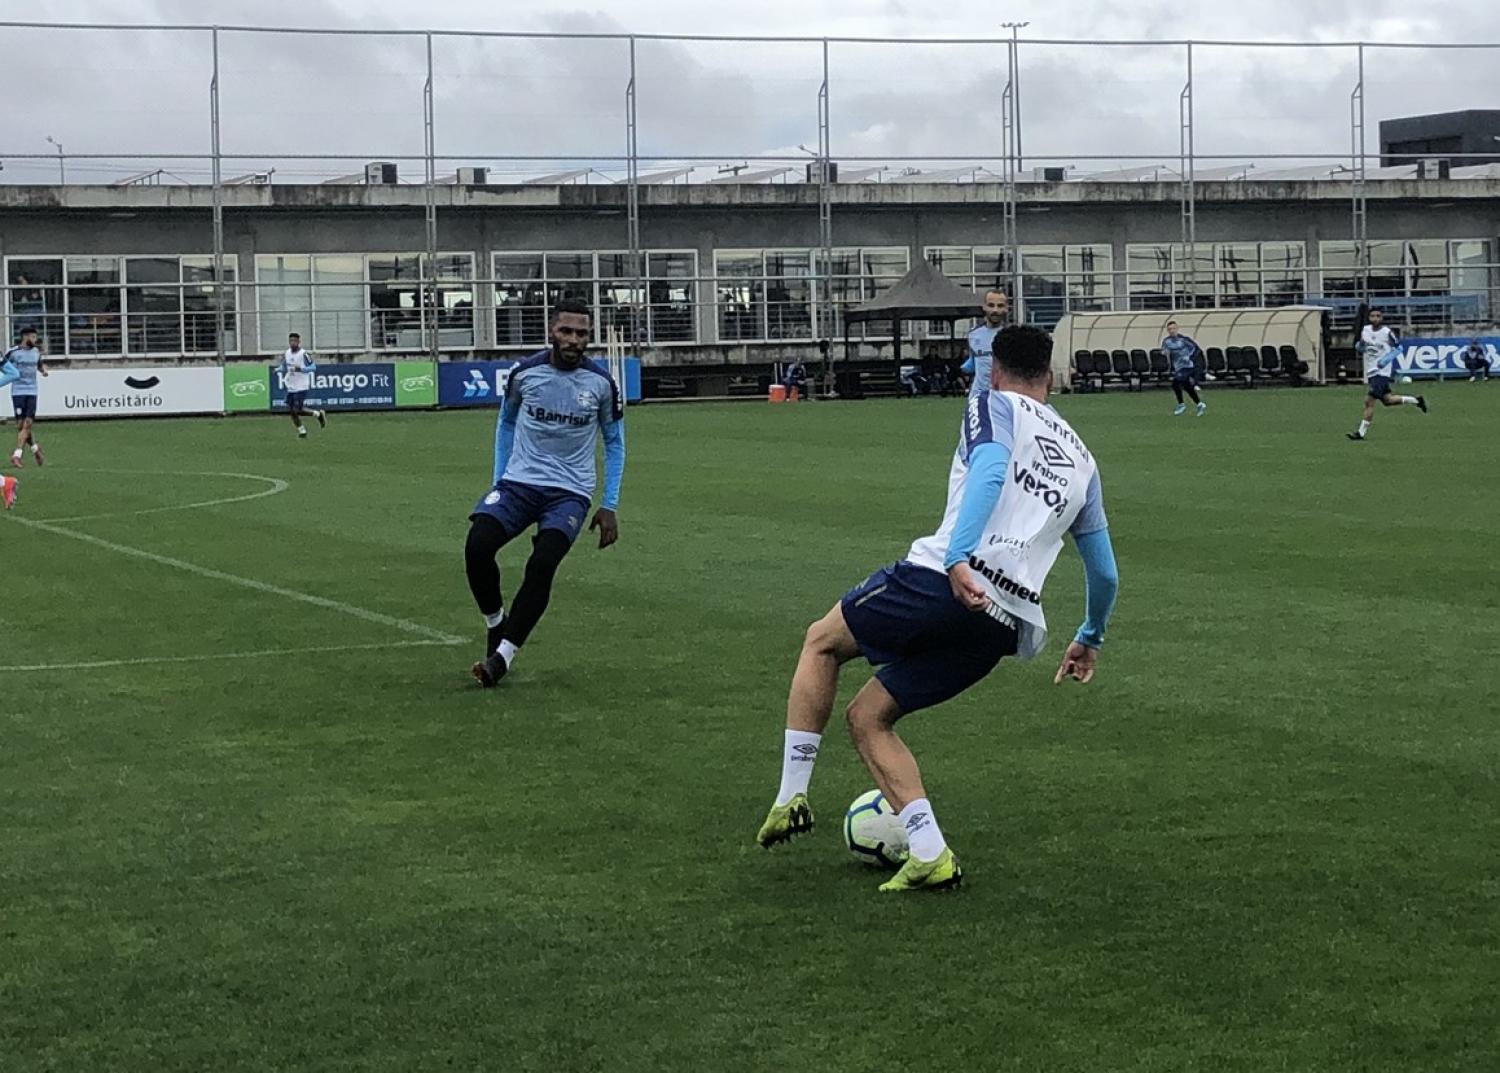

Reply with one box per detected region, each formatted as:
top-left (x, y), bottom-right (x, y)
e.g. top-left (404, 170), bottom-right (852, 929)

top-left (465, 516), bottom-right (507, 563)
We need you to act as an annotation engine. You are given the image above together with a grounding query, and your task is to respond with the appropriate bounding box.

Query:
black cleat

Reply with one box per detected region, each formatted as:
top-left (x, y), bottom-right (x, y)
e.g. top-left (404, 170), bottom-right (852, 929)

top-left (471, 651), bottom-right (510, 688)
top-left (1417, 395), bottom-right (1429, 413)
top-left (1346, 432), bottom-right (1364, 441)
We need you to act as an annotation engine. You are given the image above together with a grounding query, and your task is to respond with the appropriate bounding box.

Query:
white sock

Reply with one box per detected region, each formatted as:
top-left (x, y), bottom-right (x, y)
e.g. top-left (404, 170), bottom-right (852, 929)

top-left (496, 639), bottom-right (518, 665)
top-left (1358, 420), bottom-right (1371, 435)
top-left (898, 798), bottom-right (948, 862)
top-left (29, 442), bottom-right (39, 454)
top-left (774, 729), bottom-right (821, 806)
top-left (10, 449), bottom-right (19, 459)
top-left (1401, 395), bottom-right (1419, 405)
top-left (483, 610), bottom-right (504, 629)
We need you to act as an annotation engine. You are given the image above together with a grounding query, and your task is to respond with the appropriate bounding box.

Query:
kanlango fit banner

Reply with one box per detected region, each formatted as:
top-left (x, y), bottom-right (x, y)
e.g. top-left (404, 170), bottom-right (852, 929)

top-left (263, 361), bottom-right (438, 412)
top-left (6, 366), bottom-right (226, 418)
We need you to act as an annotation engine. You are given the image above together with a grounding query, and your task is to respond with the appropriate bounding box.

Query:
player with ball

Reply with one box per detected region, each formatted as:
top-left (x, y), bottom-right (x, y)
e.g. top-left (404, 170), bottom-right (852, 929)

top-left (755, 325), bottom-right (1119, 891)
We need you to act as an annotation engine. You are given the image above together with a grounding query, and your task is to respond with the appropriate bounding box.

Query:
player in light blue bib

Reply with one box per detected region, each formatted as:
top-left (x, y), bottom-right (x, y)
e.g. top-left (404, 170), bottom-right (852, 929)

top-left (466, 297), bottom-right (626, 687)
top-left (6, 325), bottom-right (48, 468)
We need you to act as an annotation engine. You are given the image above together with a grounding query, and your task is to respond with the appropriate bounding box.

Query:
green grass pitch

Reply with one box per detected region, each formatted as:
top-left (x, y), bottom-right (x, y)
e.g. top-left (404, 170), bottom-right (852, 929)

top-left (3, 385), bottom-right (1497, 1072)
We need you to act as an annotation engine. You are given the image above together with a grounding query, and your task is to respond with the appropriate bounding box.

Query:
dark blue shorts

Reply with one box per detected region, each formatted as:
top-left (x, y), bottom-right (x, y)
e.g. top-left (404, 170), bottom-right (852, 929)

top-left (470, 480), bottom-right (591, 545)
top-left (285, 390), bottom-right (309, 411)
top-left (12, 395), bottom-right (37, 420)
top-left (1367, 375), bottom-right (1393, 399)
top-left (1171, 370), bottom-right (1197, 387)
top-left (841, 561), bottom-right (1019, 715)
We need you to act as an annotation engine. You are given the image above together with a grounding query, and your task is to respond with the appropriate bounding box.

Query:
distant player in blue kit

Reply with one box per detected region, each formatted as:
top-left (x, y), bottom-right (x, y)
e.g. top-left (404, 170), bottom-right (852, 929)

top-left (466, 298), bottom-right (626, 688)
top-left (7, 325), bottom-right (48, 468)
top-left (0, 348), bottom-right (18, 508)
top-left (960, 289), bottom-right (1008, 397)
top-left (1162, 320), bottom-right (1206, 416)
top-left (1347, 309), bottom-right (1426, 441)
top-left (755, 324), bottom-right (1119, 892)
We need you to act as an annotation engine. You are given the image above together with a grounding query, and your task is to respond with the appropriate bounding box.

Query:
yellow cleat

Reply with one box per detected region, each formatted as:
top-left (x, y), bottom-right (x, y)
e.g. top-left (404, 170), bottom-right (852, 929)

top-left (756, 793), bottom-right (814, 848)
top-left (878, 846), bottom-right (962, 892)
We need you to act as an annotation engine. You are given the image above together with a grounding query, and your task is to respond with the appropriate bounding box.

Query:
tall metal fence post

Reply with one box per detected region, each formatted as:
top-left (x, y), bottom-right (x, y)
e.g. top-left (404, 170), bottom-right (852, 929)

top-left (817, 38), bottom-right (833, 370)
top-left (1350, 42), bottom-right (1368, 303)
top-left (424, 31), bottom-right (439, 361)
top-left (211, 26), bottom-right (226, 362)
top-left (1179, 41), bottom-right (1196, 307)
top-left (626, 36), bottom-right (642, 356)
top-left (1001, 39), bottom-right (1019, 314)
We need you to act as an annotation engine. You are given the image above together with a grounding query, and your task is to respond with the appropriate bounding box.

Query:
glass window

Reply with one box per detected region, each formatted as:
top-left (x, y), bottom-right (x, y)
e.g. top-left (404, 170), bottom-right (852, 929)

top-left (182, 256), bottom-right (238, 354)
top-left (428, 253), bottom-right (476, 348)
top-left (1020, 246), bottom-right (1065, 326)
top-left (1216, 244), bottom-right (1260, 308)
top-left (368, 254), bottom-right (423, 350)
top-left (1067, 245), bottom-right (1113, 310)
top-left (1127, 244), bottom-right (1175, 310)
top-left (7, 258), bottom-right (65, 353)
top-left (65, 256), bottom-right (122, 355)
top-left (494, 254), bottom-right (545, 348)
top-left (927, 247), bottom-right (974, 286)
top-left (716, 251), bottom-right (761, 342)
top-left (647, 252), bottom-right (696, 344)
top-left (257, 255), bottom-right (312, 351)
top-left (597, 253), bottom-right (644, 346)
top-left (311, 255), bottom-right (365, 351)
top-left (764, 251), bottom-right (813, 340)
top-left (125, 256), bottom-right (181, 354)
top-left (1406, 239), bottom-right (1449, 296)
top-left (1260, 242), bottom-right (1306, 306)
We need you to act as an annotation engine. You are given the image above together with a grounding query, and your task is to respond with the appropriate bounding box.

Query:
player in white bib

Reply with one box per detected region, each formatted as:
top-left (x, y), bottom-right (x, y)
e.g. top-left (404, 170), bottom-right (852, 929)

top-left (755, 325), bottom-right (1120, 892)
top-left (1347, 309), bottom-right (1426, 441)
top-left (279, 332), bottom-right (327, 439)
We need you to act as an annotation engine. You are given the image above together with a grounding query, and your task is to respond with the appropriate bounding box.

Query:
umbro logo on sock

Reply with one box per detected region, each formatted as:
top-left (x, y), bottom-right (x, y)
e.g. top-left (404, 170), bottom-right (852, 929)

top-left (792, 743), bottom-right (819, 756)
top-left (904, 812), bottom-right (930, 831)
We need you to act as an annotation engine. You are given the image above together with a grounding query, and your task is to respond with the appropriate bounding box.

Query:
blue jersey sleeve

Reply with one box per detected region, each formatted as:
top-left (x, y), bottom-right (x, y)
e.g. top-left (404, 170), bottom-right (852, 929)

top-left (492, 377), bottom-right (522, 485)
top-left (962, 390), bottom-right (1016, 458)
top-left (0, 359), bottom-right (17, 390)
top-left (1069, 471), bottom-right (1107, 537)
top-left (600, 420), bottom-right (625, 511)
top-left (944, 440), bottom-right (1010, 569)
top-left (960, 356), bottom-right (975, 376)
top-left (1073, 527), bottom-right (1119, 648)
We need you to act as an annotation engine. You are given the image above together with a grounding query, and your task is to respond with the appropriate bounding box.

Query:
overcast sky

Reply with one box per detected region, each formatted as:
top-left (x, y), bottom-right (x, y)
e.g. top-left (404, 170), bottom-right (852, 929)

top-left (6, 0), bottom-right (1500, 183)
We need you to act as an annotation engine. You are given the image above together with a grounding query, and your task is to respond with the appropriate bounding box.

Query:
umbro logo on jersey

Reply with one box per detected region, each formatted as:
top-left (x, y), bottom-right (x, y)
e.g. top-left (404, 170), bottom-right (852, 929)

top-left (1035, 435), bottom-right (1075, 469)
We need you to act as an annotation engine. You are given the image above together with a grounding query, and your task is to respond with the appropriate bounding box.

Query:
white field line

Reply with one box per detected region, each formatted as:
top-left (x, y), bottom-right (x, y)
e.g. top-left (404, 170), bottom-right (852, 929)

top-left (7, 473), bottom-right (465, 646)
top-left (37, 470), bottom-right (292, 524)
top-left (0, 639), bottom-right (461, 674)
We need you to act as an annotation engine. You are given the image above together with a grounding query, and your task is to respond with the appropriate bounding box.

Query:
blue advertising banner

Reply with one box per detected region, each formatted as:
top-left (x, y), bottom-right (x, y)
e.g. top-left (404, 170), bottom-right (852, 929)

top-left (270, 363), bottom-right (396, 410)
top-left (1391, 337), bottom-right (1499, 380)
top-left (438, 361), bottom-right (517, 407)
top-left (437, 358), bottom-right (643, 407)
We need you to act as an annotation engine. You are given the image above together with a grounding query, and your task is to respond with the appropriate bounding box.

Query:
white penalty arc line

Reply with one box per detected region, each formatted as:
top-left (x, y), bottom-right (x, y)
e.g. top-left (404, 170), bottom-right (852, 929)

top-left (28, 469), bottom-right (291, 524)
top-left (0, 639), bottom-right (461, 675)
top-left (7, 514), bottom-right (466, 646)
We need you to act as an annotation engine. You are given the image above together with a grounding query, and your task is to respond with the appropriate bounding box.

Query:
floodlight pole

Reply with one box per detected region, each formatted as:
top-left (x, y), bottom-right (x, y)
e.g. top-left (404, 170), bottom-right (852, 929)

top-left (1350, 43), bottom-right (1368, 302)
top-left (210, 25), bottom-right (226, 362)
top-left (626, 35), bottom-right (642, 353)
top-left (423, 31), bottom-right (439, 361)
top-left (1179, 41), bottom-right (1196, 307)
top-left (1001, 40), bottom-right (1019, 313)
top-left (817, 38), bottom-right (833, 360)
top-left (1003, 22), bottom-right (1028, 171)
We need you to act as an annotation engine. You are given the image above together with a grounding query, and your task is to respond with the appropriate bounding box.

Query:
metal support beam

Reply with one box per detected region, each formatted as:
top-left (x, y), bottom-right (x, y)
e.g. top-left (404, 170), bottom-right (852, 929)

top-left (1001, 40), bottom-right (1019, 312)
top-left (210, 26), bottom-right (226, 362)
top-left (423, 32), bottom-right (439, 360)
top-left (817, 38), bottom-right (833, 354)
top-left (1179, 41), bottom-right (1196, 307)
top-left (626, 36), bottom-right (642, 353)
top-left (1350, 43), bottom-right (1368, 302)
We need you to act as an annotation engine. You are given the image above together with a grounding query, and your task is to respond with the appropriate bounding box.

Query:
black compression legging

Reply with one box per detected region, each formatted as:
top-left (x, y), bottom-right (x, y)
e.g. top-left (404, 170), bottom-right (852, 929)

top-left (464, 516), bottom-right (574, 647)
top-left (1172, 379), bottom-right (1202, 404)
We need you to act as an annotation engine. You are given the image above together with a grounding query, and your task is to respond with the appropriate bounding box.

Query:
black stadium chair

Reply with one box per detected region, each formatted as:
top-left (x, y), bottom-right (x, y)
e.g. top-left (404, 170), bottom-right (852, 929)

top-left (1130, 349), bottom-right (1151, 381)
top-left (1091, 349), bottom-right (1111, 384)
top-left (1230, 346), bottom-right (1258, 387)
top-left (1072, 350), bottom-right (1099, 392)
top-left (1206, 347), bottom-right (1226, 378)
top-left (1110, 349), bottom-right (1135, 390)
top-left (1260, 345), bottom-right (1281, 377)
top-left (1150, 348), bottom-right (1170, 380)
top-left (1280, 345), bottom-right (1308, 383)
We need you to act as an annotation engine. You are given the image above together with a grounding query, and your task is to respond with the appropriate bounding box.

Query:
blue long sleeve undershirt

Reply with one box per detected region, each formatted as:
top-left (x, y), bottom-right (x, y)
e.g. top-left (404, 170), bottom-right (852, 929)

top-left (0, 360), bottom-right (17, 390)
top-left (599, 419), bottom-right (625, 511)
top-left (491, 395), bottom-right (520, 485)
top-left (1072, 527), bottom-right (1118, 649)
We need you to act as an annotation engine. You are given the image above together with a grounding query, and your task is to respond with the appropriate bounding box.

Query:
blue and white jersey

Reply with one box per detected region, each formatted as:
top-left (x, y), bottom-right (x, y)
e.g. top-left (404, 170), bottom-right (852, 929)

top-left (1161, 333), bottom-right (1200, 373)
top-left (908, 391), bottom-right (1105, 658)
top-left (281, 348), bottom-right (316, 392)
top-left (5, 346), bottom-right (43, 397)
top-left (1360, 325), bottom-right (1400, 380)
top-left (963, 323), bottom-right (999, 397)
top-left (493, 351), bottom-right (625, 507)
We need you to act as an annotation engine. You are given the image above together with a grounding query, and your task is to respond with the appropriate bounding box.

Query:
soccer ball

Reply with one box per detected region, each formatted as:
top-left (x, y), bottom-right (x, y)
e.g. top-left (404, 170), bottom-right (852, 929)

top-left (1399, 376), bottom-right (1413, 384)
top-left (842, 789), bottom-right (909, 869)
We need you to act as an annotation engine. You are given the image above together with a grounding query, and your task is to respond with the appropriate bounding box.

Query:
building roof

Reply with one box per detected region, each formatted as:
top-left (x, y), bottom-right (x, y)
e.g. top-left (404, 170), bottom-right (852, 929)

top-left (844, 258), bottom-right (982, 324)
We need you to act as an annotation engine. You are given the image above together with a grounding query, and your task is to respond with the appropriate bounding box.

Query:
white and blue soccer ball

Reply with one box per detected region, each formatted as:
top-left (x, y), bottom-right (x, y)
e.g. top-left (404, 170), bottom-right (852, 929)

top-left (842, 789), bottom-right (909, 870)
top-left (1399, 375), bottom-right (1413, 384)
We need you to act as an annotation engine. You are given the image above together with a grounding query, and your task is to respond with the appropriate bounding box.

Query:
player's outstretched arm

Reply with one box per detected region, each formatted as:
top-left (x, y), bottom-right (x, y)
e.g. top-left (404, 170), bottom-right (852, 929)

top-left (1057, 527), bottom-right (1118, 685)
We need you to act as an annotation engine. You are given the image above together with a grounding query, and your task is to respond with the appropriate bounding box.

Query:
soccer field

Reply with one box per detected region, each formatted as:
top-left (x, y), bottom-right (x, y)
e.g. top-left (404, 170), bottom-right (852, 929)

top-left (5, 386), bottom-right (1497, 1072)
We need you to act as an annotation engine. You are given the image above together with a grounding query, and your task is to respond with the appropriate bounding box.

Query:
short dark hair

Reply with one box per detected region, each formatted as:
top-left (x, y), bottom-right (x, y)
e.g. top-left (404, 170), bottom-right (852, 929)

top-left (19, 324), bottom-right (37, 335)
top-left (985, 288), bottom-right (1008, 300)
top-left (992, 324), bottom-right (1053, 382)
top-left (288, 332), bottom-right (300, 339)
top-left (1166, 319), bottom-right (1178, 327)
top-left (551, 297), bottom-right (592, 321)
